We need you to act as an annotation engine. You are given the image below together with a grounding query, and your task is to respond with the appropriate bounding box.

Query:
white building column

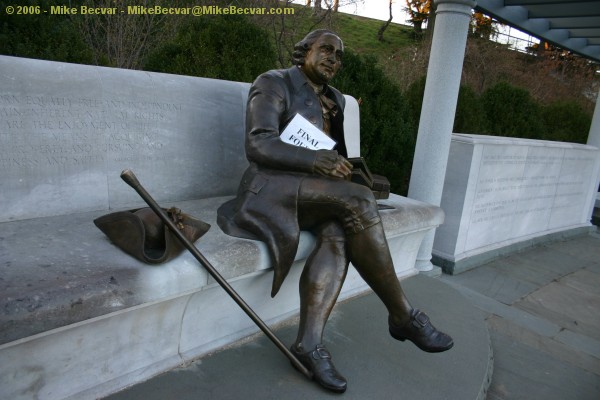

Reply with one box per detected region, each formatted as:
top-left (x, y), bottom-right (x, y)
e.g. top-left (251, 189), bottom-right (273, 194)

top-left (587, 88), bottom-right (600, 209)
top-left (407, 0), bottom-right (476, 272)
top-left (587, 88), bottom-right (600, 148)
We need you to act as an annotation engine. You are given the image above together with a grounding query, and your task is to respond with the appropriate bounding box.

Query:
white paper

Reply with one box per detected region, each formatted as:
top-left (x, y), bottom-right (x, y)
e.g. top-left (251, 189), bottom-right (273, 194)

top-left (280, 114), bottom-right (336, 150)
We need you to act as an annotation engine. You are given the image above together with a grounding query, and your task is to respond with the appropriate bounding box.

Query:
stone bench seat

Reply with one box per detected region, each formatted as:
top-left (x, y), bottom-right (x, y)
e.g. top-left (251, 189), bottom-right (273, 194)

top-left (0, 194), bottom-right (442, 345)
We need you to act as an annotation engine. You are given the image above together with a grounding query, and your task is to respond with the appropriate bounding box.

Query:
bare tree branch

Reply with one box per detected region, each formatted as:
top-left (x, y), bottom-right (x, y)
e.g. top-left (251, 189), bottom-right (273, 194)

top-left (76, 0), bottom-right (183, 69)
top-left (377, 0), bottom-right (393, 42)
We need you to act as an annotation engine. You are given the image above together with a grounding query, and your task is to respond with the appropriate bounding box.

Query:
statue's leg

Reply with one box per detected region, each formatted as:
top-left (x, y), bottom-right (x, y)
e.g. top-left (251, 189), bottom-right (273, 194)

top-left (298, 177), bottom-right (453, 353)
top-left (347, 222), bottom-right (453, 352)
top-left (294, 222), bottom-right (349, 351)
top-left (291, 220), bottom-right (349, 392)
top-left (346, 222), bottom-right (412, 326)
top-left (298, 177), bottom-right (412, 325)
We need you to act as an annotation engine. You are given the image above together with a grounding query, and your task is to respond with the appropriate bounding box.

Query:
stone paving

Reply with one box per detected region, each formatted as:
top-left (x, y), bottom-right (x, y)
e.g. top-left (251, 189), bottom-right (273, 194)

top-left (441, 229), bottom-right (600, 400)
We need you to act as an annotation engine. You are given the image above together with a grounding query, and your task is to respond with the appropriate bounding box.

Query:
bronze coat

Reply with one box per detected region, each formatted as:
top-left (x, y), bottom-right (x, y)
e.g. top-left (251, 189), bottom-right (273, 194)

top-left (217, 66), bottom-right (347, 297)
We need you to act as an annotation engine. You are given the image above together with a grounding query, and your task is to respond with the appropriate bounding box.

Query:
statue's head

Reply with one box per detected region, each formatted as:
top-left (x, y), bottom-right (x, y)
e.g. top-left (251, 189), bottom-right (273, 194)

top-left (293, 30), bottom-right (344, 85)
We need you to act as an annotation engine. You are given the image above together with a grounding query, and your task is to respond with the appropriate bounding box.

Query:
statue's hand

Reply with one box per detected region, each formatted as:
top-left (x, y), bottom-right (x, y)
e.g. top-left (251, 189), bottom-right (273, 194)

top-left (314, 150), bottom-right (353, 179)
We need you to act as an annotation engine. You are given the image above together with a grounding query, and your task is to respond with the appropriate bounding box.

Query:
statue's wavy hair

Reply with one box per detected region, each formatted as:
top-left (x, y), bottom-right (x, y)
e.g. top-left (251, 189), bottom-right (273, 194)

top-left (292, 29), bottom-right (342, 66)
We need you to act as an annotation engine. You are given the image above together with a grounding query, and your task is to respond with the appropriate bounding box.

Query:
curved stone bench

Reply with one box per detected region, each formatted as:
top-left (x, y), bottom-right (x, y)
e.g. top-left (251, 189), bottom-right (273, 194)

top-left (0, 55), bottom-right (443, 400)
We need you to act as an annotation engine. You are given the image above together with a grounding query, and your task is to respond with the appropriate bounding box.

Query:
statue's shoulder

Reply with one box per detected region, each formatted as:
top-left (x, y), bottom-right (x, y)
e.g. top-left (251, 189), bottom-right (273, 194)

top-left (250, 68), bottom-right (297, 97)
top-left (253, 68), bottom-right (292, 84)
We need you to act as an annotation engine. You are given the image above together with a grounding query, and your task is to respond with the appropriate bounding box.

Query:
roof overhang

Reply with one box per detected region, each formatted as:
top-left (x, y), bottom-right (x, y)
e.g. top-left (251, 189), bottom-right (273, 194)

top-left (475, 0), bottom-right (600, 62)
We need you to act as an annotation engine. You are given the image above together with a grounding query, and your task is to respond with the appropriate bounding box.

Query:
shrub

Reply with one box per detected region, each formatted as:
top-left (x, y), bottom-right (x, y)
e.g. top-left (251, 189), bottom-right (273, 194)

top-left (405, 76), bottom-right (426, 125)
top-left (406, 78), bottom-right (490, 135)
top-left (0, 0), bottom-right (94, 64)
top-left (454, 85), bottom-right (490, 134)
top-left (541, 101), bottom-right (591, 144)
top-left (408, 78), bottom-right (593, 143)
top-left (481, 81), bottom-right (547, 138)
top-left (334, 51), bottom-right (417, 195)
top-left (143, 15), bottom-right (276, 82)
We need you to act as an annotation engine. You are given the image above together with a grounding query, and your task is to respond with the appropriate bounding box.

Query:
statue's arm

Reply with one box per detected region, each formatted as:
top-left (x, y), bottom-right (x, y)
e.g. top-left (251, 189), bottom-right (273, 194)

top-left (245, 73), bottom-right (317, 173)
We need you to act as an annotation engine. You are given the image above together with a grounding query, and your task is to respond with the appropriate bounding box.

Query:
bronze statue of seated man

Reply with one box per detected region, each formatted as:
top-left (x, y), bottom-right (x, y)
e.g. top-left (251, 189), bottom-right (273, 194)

top-left (218, 29), bottom-right (453, 393)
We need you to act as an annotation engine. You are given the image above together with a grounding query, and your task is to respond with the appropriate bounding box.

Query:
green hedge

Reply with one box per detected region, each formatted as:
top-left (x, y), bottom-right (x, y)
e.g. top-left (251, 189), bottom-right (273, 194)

top-left (143, 15), bottom-right (276, 83)
top-left (454, 85), bottom-right (490, 134)
top-left (407, 78), bottom-right (592, 144)
top-left (0, 0), bottom-right (94, 64)
top-left (333, 51), bottom-right (418, 195)
top-left (541, 101), bottom-right (591, 143)
top-left (480, 82), bottom-right (547, 138)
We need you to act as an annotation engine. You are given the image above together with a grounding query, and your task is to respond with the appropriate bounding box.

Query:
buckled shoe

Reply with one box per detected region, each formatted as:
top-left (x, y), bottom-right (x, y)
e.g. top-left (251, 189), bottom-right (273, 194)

top-left (290, 344), bottom-right (347, 393)
top-left (389, 309), bottom-right (454, 353)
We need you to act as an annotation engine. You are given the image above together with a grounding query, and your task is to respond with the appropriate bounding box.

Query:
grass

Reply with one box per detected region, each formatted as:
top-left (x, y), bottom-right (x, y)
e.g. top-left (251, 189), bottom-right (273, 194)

top-left (259, 4), bottom-right (420, 68)
top-left (333, 11), bottom-right (416, 56)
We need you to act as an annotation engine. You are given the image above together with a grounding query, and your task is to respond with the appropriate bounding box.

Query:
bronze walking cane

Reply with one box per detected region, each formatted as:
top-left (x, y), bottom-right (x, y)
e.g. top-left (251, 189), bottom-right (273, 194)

top-left (120, 169), bottom-right (312, 379)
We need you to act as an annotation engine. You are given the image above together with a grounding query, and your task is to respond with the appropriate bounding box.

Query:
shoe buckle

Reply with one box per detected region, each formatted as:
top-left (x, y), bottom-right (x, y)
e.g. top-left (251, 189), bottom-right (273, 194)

top-left (312, 345), bottom-right (332, 360)
top-left (412, 310), bottom-right (430, 328)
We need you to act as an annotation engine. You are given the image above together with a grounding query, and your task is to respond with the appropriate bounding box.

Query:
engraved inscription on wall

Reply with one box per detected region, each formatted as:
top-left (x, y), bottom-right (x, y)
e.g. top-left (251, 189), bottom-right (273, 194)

top-left (469, 149), bottom-right (592, 230)
top-left (0, 94), bottom-right (182, 172)
top-left (434, 135), bottom-right (600, 259)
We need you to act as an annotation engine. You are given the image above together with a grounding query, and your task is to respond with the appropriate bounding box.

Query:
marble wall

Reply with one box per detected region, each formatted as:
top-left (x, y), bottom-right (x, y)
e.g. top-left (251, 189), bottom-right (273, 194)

top-left (434, 134), bottom-right (600, 270)
top-left (0, 56), bottom-right (250, 222)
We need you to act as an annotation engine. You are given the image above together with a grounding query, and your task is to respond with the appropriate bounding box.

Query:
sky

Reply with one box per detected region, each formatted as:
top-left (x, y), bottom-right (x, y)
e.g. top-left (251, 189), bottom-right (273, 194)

top-left (336, 0), bottom-right (408, 23)
top-left (302, 1), bottom-right (411, 25)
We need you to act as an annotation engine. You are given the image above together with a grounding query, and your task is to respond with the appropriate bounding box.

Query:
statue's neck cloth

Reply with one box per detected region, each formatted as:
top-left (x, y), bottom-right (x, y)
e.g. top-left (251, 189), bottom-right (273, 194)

top-left (299, 66), bottom-right (338, 135)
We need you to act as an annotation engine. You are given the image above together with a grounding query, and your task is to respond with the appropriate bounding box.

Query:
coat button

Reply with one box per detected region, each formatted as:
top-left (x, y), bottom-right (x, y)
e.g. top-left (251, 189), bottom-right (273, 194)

top-left (309, 116), bottom-right (317, 124)
top-left (305, 99), bottom-right (313, 106)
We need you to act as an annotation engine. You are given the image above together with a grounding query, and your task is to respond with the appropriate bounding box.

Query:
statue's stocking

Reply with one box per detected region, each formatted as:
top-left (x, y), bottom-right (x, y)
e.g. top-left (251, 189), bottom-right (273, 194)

top-left (347, 222), bottom-right (413, 326)
top-left (295, 231), bottom-right (348, 351)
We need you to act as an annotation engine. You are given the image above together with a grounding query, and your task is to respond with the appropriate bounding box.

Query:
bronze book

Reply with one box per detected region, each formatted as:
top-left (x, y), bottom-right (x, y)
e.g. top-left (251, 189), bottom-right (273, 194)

top-left (347, 157), bottom-right (390, 200)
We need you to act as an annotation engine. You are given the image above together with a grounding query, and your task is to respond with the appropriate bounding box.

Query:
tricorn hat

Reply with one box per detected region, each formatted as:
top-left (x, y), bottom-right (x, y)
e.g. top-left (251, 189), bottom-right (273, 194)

top-left (94, 207), bottom-right (210, 264)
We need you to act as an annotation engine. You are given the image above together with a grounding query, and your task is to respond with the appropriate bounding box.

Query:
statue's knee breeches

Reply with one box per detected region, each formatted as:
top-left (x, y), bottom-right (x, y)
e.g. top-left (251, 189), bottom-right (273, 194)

top-left (337, 186), bottom-right (381, 233)
top-left (297, 177), bottom-right (381, 234)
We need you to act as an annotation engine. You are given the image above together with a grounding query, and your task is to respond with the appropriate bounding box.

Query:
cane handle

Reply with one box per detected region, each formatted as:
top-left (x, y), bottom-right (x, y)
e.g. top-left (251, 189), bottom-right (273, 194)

top-left (120, 169), bottom-right (141, 189)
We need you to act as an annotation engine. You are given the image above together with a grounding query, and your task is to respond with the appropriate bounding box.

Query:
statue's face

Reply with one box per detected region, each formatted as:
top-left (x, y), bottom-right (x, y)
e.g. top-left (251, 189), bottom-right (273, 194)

top-left (302, 33), bottom-right (343, 85)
